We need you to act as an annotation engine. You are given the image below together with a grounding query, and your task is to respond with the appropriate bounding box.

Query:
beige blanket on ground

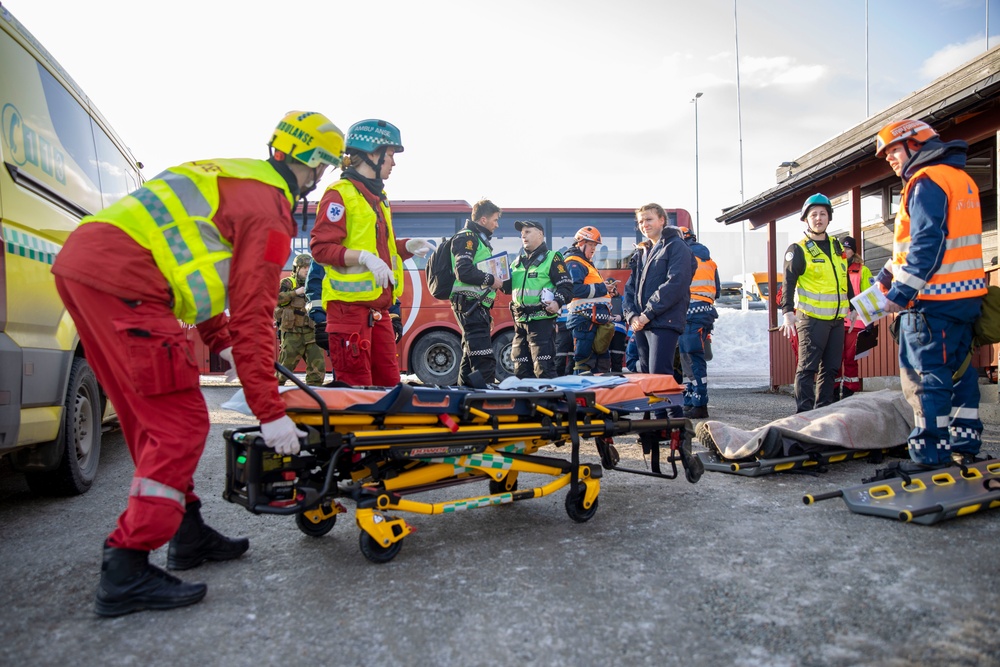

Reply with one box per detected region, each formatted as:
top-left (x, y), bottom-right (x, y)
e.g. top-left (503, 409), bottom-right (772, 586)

top-left (695, 389), bottom-right (915, 460)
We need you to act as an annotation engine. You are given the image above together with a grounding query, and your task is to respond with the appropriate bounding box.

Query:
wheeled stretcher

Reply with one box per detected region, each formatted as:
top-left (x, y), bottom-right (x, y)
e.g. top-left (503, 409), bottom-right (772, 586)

top-left (223, 367), bottom-right (700, 563)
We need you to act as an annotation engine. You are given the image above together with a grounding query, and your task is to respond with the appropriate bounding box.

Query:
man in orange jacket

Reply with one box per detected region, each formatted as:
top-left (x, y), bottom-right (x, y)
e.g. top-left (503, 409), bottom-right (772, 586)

top-left (875, 119), bottom-right (986, 471)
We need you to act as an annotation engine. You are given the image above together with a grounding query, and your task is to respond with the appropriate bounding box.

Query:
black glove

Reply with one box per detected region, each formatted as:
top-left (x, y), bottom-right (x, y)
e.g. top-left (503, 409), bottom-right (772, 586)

top-left (390, 313), bottom-right (402, 343)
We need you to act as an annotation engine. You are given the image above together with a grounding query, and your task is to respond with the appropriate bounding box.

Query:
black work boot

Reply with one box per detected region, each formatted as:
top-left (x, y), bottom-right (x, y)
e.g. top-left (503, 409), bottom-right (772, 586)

top-left (951, 451), bottom-right (980, 467)
top-left (167, 500), bottom-right (249, 571)
top-left (95, 543), bottom-right (207, 617)
top-left (687, 406), bottom-right (709, 419)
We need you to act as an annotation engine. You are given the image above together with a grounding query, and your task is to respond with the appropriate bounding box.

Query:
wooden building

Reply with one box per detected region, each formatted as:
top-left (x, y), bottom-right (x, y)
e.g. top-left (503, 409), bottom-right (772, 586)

top-left (717, 45), bottom-right (1000, 389)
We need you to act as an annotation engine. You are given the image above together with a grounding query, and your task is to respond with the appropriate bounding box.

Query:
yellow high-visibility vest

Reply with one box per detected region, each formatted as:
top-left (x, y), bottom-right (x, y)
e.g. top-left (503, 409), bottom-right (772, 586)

top-left (82, 158), bottom-right (294, 323)
top-left (794, 237), bottom-right (848, 320)
top-left (320, 180), bottom-right (403, 304)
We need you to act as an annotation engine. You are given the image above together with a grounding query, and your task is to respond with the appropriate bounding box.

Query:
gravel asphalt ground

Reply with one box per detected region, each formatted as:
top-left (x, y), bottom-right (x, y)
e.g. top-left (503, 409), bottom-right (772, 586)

top-left (1, 382), bottom-right (998, 667)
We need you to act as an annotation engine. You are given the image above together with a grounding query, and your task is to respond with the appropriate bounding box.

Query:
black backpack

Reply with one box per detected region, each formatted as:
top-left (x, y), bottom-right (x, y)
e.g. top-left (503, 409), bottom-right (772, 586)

top-left (425, 232), bottom-right (462, 300)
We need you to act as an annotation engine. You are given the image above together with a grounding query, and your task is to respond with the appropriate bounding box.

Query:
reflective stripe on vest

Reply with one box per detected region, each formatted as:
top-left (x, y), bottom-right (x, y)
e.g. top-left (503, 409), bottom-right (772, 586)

top-left (565, 254), bottom-right (611, 315)
top-left (845, 262), bottom-right (873, 328)
top-left (82, 158), bottom-right (293, 324)
top-left (130, 476), bottom-right (185, 506)
top-left (794, 237), bottom-right (849, 320)
top-left (892, 164), bottom-right (986, 301)
top-left (451, 229), bottom-right (497, 302)
top-left (690, 256), bottom-right (718, 304)
top-left (320, 180), bottom-right (404, 304)
top-left (511, 250), bottom-right (557, 320)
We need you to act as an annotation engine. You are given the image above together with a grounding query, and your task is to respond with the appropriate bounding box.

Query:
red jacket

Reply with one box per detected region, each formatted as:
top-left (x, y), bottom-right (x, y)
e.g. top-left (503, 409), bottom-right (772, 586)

top-left (52, 177), bottom-right (295, 424)
top-left (311, 177), bottom-right (411, 311)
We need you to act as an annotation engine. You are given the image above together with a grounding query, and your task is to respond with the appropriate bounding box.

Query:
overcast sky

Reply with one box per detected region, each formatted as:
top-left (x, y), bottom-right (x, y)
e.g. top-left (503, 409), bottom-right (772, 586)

top-left (6, 0), bottom-right (998, 274)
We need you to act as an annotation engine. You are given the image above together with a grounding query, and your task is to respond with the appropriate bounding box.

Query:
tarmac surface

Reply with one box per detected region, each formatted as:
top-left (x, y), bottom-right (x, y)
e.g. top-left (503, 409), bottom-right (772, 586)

top-left (1, 382), bottom-right (999, 667)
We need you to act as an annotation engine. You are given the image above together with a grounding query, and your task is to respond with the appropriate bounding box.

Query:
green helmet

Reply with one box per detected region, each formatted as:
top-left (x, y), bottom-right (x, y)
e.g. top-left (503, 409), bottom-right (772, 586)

top-left (800, 193), bottom-right (832, 221)
top-left (345, 119), bottom-right (404, 154)
top-left (293, 253), bottom-right (312, 270)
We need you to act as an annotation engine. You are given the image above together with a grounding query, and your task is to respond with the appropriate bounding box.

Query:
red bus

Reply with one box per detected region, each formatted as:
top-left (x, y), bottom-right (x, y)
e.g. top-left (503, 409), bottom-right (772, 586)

top-left (198, 201), bottom-right (692, 382)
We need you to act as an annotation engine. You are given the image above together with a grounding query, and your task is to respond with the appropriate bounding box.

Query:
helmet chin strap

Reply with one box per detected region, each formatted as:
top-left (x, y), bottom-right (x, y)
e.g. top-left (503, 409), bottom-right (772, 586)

top-left (298, 166), bottom-right (322, 200)
top-left (353, 148), bottom-right (384, 178)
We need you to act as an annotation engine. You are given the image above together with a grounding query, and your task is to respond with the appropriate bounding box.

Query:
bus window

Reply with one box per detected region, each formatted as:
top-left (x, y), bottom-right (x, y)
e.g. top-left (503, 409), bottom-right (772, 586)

top-left (491, 219), bottom-right (525, 265)
top-left (550, 215), bottom-right (640, 269)
top-left (398, 214), bottom-right (461, 269)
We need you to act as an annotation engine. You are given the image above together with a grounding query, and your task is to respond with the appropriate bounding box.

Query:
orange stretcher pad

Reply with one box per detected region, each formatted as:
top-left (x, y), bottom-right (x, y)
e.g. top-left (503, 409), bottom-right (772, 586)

top-left (280, 374), bottom-right (683, 417)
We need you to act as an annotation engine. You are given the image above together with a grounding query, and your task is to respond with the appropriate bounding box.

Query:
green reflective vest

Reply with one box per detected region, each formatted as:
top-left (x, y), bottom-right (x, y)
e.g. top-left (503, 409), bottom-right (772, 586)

top-left (794, 237), bottom-right (848, 320)
top-left (82, 158), bottom-right (294, 324)
top-left (511, 249), bottom-right (558, 321)
top-left (320, 180), bottom-right (404, 305)
top-left (451, 229), bottom-right (497, 305)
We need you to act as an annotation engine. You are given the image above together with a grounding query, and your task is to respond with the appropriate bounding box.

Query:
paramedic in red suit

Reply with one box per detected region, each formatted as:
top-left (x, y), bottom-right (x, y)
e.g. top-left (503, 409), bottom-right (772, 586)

top-left (310, 119), bottom-right (431, 386)
top-left (51, 111), bottom-right (346, 617)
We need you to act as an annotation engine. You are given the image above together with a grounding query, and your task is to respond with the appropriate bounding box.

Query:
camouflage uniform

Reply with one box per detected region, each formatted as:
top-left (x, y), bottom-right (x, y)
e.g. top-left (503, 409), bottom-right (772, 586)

top-left (276, 271), bottom-right (326, 386)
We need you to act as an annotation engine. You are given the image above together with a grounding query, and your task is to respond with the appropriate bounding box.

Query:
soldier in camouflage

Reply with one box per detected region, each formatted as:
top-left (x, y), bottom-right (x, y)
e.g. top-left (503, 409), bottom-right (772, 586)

top-left (276, 253), bottom-right (326, 385)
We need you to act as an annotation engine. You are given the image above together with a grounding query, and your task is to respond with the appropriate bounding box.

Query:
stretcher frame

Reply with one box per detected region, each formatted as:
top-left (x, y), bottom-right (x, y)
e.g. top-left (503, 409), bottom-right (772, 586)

top-left (804, 459), bottom-right (1000, 524)
top-left (695, 447), bottom-right (898, 477)
top-left (223, 364), bottom-right (699, 563)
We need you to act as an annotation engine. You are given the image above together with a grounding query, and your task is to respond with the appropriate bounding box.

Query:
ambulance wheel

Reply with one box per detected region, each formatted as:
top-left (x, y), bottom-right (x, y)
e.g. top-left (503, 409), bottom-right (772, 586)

top-left (359, 531), bottom-right (403, 564)
top-left (411, 331), bottom-right (461, 386)
top-left (24, 357), bottom-right (102, 496)
top-left (492, 330), bottom-right (515, 381)
top-left (295, 508), bottom-right (337, 537)
top-left (565, 487), bottom-right (598, 523)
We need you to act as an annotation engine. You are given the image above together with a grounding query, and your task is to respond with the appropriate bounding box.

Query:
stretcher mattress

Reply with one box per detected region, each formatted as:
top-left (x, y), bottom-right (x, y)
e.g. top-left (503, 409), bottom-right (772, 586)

top-left (278, 374), bottom-right (683, 415)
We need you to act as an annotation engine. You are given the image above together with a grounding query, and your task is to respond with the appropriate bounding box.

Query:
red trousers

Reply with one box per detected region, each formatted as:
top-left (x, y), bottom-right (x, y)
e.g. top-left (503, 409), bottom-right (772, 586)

top-left (835, 326), bottom-right (861, 393)
top-left (55, 278), bottom-right (207, 552)
top-left (325, 302), bottom-right (399, 386)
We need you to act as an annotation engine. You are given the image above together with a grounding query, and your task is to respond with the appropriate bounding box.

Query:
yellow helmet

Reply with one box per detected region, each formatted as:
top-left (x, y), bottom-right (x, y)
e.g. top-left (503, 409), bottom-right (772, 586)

top-left (269, 111), bottom-right (345, 168)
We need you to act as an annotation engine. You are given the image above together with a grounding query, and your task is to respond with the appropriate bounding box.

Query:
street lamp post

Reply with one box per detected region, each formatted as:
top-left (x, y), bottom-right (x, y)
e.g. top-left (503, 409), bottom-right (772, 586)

top-left (691, 92), bottom-right (703, 238)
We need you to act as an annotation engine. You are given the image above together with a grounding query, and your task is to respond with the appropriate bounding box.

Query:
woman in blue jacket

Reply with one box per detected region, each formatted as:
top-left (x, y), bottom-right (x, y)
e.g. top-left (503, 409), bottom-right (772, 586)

top-left (624, 203), bottom-right (696, 375)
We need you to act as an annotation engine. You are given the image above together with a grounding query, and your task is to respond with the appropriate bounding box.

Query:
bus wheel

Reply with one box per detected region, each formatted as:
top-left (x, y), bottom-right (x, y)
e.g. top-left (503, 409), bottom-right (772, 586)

top-left (25, 357), bottom-right (102, 496)
top-left (492, 330), bottom-right (515, 381)
top-left (411, 331), bottom-right (461, 386)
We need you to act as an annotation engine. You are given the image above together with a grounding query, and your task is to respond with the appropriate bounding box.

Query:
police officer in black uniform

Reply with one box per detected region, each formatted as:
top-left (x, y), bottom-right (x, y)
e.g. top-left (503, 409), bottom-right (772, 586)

top-left (508, 220), bottom-right (573, 378)
top-left (450, 199), bottom-right (503, 387)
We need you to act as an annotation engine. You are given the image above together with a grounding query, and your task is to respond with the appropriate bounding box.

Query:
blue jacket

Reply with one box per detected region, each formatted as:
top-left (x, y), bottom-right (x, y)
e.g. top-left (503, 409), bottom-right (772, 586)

top-left (624, 227), bottom-right (696, 333)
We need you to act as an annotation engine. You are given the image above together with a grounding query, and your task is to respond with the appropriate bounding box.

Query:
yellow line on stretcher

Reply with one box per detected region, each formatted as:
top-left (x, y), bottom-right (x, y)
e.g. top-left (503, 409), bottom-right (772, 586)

top-left (286, 413), bottom-right (518, 427)
top-left (381, 457), bottom-right (569, 491)
top-left (384, 472), bottom-right (578, 515)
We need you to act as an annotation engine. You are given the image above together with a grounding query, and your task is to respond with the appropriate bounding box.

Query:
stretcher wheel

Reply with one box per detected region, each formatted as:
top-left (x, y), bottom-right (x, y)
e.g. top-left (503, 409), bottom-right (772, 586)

top-left (295, 507), bottom-right (338, 537)
top-left (359, 531), bottom-right (403, 563)
top-left (564, 487), bottom-right (598, 523)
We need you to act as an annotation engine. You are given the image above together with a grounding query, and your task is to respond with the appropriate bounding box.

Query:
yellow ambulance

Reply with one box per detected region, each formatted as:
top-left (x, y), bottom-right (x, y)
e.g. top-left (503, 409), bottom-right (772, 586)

top-left (0, 5), bottom-right (143, 494)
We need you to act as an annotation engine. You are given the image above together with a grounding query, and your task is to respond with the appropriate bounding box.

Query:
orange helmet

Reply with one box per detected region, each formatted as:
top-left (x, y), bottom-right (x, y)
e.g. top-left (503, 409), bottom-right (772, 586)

top-left (678, 226), bottom-right (695, 240)
top-left (875, 119), bottom-right (938, 158)
top-left (575, 226), bottom-right (602, 244)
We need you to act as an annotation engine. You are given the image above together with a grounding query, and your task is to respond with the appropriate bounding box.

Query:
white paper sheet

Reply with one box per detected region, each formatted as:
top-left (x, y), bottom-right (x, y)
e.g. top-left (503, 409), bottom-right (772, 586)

top-left (850, 283), bottom-right (888, 327)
